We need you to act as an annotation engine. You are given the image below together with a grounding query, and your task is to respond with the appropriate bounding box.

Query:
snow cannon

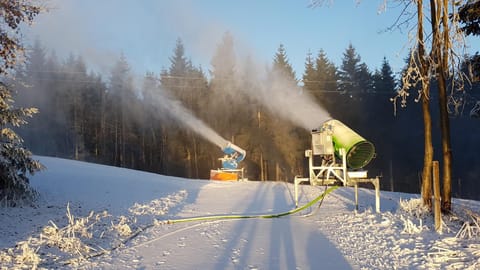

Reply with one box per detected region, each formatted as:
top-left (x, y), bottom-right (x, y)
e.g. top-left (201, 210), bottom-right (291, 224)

top-left (294, 119), bottom-right (380, 211)
top-left (210, 142), bottom-right (246, 181)
top-left (314, 119), bottom-right (375, 169)
top-left (220, 141), bottom-right (246, 170)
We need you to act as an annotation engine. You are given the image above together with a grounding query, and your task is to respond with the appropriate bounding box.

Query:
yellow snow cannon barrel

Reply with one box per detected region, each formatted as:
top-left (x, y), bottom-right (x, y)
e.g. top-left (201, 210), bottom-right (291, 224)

top-left (322, 119), bottom-right (375, 169)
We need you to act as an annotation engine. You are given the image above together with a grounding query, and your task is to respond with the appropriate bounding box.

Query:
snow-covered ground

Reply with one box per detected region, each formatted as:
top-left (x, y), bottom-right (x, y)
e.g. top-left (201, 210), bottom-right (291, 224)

top-left (1, 156), bottom-right (480, 269)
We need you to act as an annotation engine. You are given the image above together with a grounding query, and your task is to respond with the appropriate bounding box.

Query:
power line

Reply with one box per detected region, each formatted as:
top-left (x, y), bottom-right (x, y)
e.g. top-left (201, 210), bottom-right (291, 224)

top-left (20, 70), bottom-right (479, 96)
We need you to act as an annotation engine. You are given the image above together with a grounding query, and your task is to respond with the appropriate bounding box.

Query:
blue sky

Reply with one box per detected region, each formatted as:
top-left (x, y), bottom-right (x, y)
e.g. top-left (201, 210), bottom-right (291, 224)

top-left (29, 0), bottom-right (479, 80)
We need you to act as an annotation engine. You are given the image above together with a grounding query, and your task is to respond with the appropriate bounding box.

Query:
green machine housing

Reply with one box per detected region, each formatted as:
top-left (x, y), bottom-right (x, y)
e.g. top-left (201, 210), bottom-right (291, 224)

top-left (312, 119), bottom-right (375, 169)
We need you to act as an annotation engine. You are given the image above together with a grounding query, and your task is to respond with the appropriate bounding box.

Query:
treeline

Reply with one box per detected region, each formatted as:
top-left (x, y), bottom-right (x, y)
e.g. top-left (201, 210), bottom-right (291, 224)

top-left (13, 34), bottom-right (480, 199)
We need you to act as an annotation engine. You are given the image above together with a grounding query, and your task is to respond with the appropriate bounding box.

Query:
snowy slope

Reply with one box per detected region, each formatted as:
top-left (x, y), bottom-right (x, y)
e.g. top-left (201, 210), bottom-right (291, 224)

top-left (1, 156), bottom-right (480, 269)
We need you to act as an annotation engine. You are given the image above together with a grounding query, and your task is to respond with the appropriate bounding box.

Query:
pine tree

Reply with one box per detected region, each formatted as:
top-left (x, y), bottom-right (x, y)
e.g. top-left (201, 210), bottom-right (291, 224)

top-left (141, 72), bottom-right (166, 173)
top-left (458, 1), bottom-right (480, 79)
top-left (269, 44), bottom-right (306, 180)
top-left (107, 54), bottom-right (136, 167)
top-left (310, 49), bottom-right (338, 112)
top-left (272, 44), bottom-right (297, 82)
top-left (16, 42), bottom-right (70, 158)
top-left (60, 54), bottom-right (89, 159)
top-left (302, 50), bottom-right (316, 91)
top-left (468, 52), bottom-right (480, 82)
top-left (0, 83), bottom-right (42, 203)
top-left (160, 38), bottom-right (211, 178)
top-left (357, 63), bottom-right (373, 93)
top-left (315, 49), bottom-right (337, 93)
top-left (373, 57), bottom-right (397, 93)
top-left (14, 40), bottom-right (49, 151)
top-left (208, 32), bottom-right (238, 139)
top-left (0, 0), bottom-right (43, 204)
top-left (236, 55), bottom-right (271, 180)
top-left (210, 32), bottom-right (236, 82)
top-left (81, 72), bottom-right (106, 162)
top-left (338, 44), bottom-right (364, 94)
top-left (458, 0), bottom-right (480, 36)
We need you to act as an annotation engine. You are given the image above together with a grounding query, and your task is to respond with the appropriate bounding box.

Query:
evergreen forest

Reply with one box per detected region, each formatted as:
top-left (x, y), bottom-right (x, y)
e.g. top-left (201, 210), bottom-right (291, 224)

top-left (13, 36), bottom-right (480, 200)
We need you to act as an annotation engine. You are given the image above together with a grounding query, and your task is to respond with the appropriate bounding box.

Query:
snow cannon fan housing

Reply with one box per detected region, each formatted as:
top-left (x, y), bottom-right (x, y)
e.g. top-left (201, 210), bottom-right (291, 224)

top-left (221, 142), bottom-right (246, 170)
top-left (313, 119), bottom-right (375, 169)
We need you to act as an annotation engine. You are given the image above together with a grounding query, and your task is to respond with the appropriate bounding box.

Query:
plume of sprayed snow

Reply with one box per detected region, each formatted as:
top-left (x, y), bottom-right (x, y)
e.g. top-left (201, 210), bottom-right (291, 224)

top-left (31, 0), bottom-right (331, 133)
top-left (210, 34), bottom-right (332, 131)
top-left (149, 87), bottom-right (227, 149)
top-left (260, 74), bottom-right (331, 130)
top-left (235, 57), bottom-right (331, 131)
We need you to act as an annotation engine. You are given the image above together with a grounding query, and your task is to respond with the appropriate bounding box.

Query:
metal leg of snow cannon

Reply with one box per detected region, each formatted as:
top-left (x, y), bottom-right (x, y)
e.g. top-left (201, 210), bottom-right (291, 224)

top-left (294, 176), bottom-right (310, 207)
top-left (349, 176), bottom-right (380, 213)
top-left (374, 177), bottom-right (380, 213)
top-left (354, 183), bottom-right (358, 211)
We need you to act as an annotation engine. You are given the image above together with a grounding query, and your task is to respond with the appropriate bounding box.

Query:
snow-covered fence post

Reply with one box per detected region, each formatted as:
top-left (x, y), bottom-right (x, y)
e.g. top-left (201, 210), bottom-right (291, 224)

top-left (432, 161), bottom-right (442, 232)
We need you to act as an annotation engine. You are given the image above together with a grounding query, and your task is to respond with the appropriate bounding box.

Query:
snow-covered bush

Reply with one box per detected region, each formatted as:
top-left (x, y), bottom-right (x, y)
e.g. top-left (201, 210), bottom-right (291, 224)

top-left (456, 210), bottom-right (480, 239)
top-left (40, 204), bottom-right (102, 256)
top-left (0, 238), bottom-right (41, 269)
top-left (398, 198), bottom-right (430, 234)
top-left (399, 197), bottom-right (430, 219)
top-left (111, 216), bottom-right (133, 237)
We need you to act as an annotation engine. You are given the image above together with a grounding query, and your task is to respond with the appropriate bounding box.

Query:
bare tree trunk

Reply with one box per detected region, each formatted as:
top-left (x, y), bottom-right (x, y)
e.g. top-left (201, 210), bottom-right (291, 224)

top-left (263, 159), bottom-right (269, 181)
top-left (114, 121), bottom-right (118, 166)
top-left (257, 109), bottom-right (261, 128)
top-left (389, 160), bottom-right (394, 191)
top-left (94, 126), bottom-right (99, 157)
top-left (186, 148), bottom-right (192, 178)
top-left (100, 91), bottom-right (106, 160)
top-left (421, 94), bottom-right (434, 208)
top-left (192, 135), bottom-right (199, 179)
top-left (433, 161), bottom-right (442, 231)
top-left (439, 0), bottom-right (452, 212)
top-left (418, 0), bottom-right (433, 208)
top-left (276, 162), bottom-right (280, 181)
top-left (74, 97), bottom-right (79, 160)
top-left (150, 126), bottom-right (156, 170)
top-left (161, 129), bottom-right (167, 174)
top-left (430, 0), bottom-right (453, 212)
top-left (130, 152), bottom-right (135, 169)
top-left (140, 128), bottom-right (146, 168)
top-left (260, 151), bottom-right (264, 181)
top-left (121, 110), bottom-right (126, 167)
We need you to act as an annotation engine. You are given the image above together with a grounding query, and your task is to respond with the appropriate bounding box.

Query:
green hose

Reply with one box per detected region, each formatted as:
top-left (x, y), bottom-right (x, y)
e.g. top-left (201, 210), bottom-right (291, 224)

top-left (55, 185), bottom-right (339, 266)
top-left (166, 185), bottom-right (339, 224)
